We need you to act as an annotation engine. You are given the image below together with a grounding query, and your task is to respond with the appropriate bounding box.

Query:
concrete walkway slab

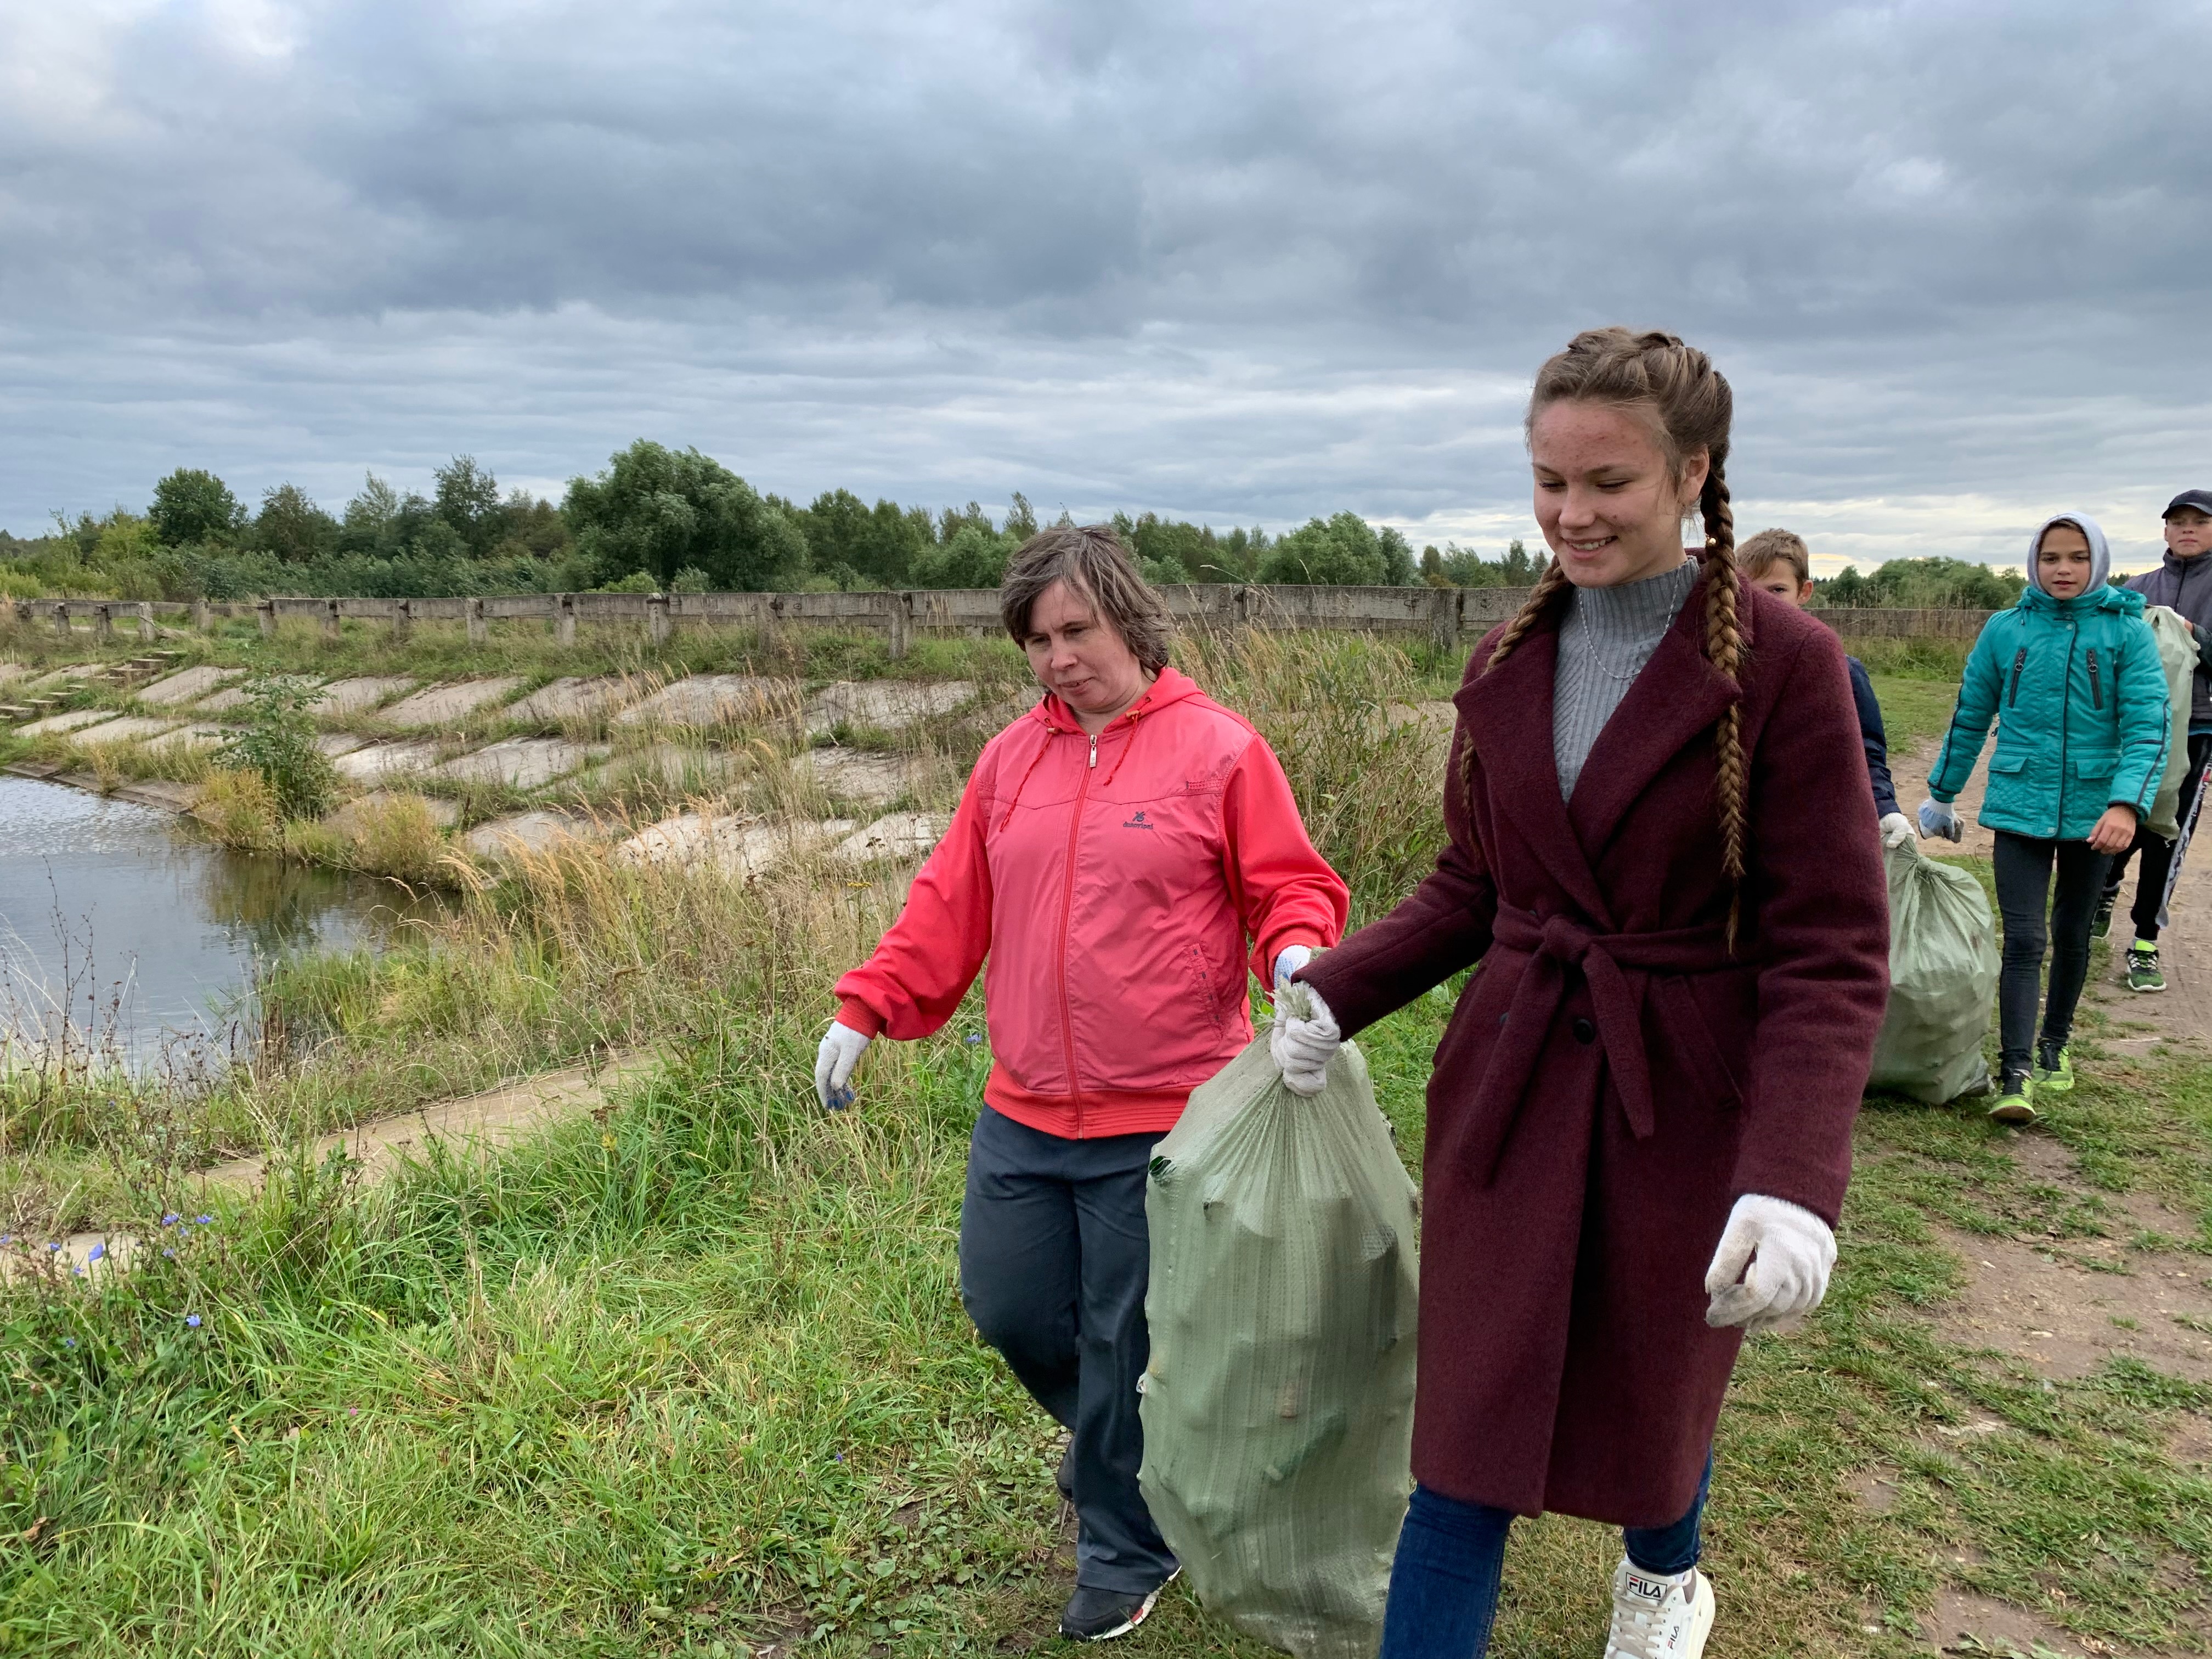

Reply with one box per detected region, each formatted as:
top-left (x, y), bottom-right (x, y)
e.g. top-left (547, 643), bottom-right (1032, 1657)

top-left (380, 677), bottom-right (524, 728)
top-left (332, 740), bottom-right (444, 781)
top-left (616, 675), bottom-right (800, 730)
top-left (430, 738), bottom-right (594, 789)
top-left (832, 812), bottom-right (952, 865)
top-left (19, 708), bottom-right (121, 737)
top-left (506, 676), bottom-right (645, 725)
top-left (314, 676), bottom-right (414, 717)
top-left (134, 665), bottom-right (238, 706)
top-left (804, 679), bottom-right (977, 737)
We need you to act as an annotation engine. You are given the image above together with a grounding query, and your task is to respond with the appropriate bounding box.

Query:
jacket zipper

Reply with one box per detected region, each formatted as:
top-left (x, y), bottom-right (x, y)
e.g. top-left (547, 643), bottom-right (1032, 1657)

top-left (2056, 622), bottom-right (2076, 837)
top-left (2087, 647), bottom-right (2102, 709)
top-left (1056, 730), bottom-right (1099, 1134)
top-left (2007, 647), bottom-right (2028, 707)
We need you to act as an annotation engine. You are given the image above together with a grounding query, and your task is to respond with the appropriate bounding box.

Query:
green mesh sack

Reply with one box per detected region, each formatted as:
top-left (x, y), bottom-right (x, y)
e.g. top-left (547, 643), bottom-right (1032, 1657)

top-left (1139, 996), bottom-right (1419, 1659)
top-left (2143, 606), bottom-right (2197, 840)
top-left (1867, 837), bottom-right (1999, 1104)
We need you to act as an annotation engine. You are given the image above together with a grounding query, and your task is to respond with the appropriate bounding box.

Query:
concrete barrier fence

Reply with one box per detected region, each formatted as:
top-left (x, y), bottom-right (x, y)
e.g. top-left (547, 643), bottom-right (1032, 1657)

top-left (4, 590), bottom-right (1996, 658)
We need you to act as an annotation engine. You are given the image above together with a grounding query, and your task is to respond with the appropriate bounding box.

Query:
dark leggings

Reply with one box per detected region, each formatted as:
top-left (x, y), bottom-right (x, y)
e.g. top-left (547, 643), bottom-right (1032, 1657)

top-left (1378, 1455), bottom-right (1712, 1658)
top-left (2101, 733), bottom-right (2212, 943)
top-left (1993, 830), bottom-right (2111, 1075)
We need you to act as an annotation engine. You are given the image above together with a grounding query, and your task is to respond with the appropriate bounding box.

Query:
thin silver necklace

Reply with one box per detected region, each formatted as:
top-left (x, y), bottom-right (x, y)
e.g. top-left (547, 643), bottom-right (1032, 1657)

top-left (1569, 611), bottom-right (1652, 683)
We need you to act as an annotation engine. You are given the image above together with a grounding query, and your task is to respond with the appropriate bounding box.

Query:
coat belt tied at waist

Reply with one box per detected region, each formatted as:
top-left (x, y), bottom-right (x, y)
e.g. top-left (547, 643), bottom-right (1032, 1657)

top-left (1467, 906), bottom-right (1735, 1183)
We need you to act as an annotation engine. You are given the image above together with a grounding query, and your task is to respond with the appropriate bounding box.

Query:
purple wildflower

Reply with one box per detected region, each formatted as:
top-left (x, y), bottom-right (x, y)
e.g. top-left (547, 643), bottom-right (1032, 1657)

top-left (161, 1214), bottom-right (179, 1226)
top-left (195, 1215), bottom-right (213, 1226)
top-left (87, 1243), bottom-right (104, 1262)
top-left (185, 1314), bottom-right (202, 1329)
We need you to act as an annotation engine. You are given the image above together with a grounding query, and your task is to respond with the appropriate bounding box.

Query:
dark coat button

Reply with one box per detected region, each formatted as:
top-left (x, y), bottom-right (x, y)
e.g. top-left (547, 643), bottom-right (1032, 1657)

top-left (1571, 1017), bottom-right (1596, 1045)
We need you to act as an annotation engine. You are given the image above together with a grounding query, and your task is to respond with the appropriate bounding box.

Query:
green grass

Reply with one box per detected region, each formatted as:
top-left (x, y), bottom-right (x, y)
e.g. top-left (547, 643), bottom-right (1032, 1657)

top-left (1869, 674), bottom-right (1960, 751)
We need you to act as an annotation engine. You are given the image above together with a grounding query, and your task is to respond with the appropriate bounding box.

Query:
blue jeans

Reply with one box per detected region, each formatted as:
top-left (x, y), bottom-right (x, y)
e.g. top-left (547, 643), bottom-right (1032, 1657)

top-left (1378, 1453), bottom-right (1713, 1658)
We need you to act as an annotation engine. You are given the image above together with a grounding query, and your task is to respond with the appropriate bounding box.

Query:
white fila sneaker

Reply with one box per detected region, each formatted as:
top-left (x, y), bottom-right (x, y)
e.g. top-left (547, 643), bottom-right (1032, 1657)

top-left (1604, 1556), bottom-right (1715, 1658)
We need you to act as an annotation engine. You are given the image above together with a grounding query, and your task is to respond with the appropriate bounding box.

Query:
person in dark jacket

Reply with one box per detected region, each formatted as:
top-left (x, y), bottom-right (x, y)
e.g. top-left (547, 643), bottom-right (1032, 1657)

top-left (1737, 528), bottom-right (1908, 846)
top-left (2097, 487), bottom-right (2212, 991)
top-left (1271, 329), bottom-right (1890, 1659)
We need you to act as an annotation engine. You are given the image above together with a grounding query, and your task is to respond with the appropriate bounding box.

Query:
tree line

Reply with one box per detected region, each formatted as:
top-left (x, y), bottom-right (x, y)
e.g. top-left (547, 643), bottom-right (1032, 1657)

top-left (0, 439), bottom-right (2028, 607)
top-left (0, 442), bottom-right (1549, 602)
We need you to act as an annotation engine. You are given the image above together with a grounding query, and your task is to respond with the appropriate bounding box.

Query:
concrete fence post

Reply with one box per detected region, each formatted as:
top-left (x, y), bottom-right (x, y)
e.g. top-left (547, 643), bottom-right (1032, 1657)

top-left (137, 601), bottom-right (156, 643)
top-left (886, 591), bottom-right (912, 661)
top-left (53, 602), bottom-right (71, 638)
top-left (193, 599), bottom-right (211, 631)
top-left (323, 599), bottom-right (341, 641)
top-left (556, 594), bottom-right (577, 646)
top-left (1427, 586), bottom-right (1462, 656)
top-left (466, 596), bottom-right (487, 645)
top-left (93, 602), bottom-right (115, 641)
top-left (647, 592), bottom-right (673, 647)
top-left (256, 600), bottom-right (275, 637)
top-left (13, 600), bottom-right (31, 627)
top-left (393, 598), bottom-right (413, 641)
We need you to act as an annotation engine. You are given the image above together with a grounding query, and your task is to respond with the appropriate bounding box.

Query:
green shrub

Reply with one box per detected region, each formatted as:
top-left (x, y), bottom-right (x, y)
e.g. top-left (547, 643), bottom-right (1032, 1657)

top-left (215, 674), bottom-right (338, 819)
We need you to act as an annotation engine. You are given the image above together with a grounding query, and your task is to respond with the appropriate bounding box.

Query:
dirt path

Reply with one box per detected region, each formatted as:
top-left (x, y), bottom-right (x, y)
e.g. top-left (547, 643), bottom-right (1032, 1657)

top-left (24, 1048), bottom-right (661, 1277)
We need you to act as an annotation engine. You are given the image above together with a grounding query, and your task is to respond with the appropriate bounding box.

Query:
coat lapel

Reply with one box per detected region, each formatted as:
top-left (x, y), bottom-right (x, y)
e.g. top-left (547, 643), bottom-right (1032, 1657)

top-left (1455, 622), bottom-right (1614, 924)
top-left (1566, 574), bottom-right (1742, 857)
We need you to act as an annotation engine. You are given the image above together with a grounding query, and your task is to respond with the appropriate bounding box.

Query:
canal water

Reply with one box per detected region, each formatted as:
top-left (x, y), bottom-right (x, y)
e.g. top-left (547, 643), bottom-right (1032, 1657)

top-left (0, 775), bottom-right (432, 1064)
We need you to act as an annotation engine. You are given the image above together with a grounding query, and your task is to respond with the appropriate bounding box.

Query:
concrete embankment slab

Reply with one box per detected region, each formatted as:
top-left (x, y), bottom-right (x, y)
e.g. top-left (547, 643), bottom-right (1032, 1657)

top-left (332, 740), bottom-right (444, 781)
top-left (69, 716), bottom-right (176, 746)
top-left (586, 743), bottom-right (740, 794)
top-left (326, 790), bottom-right (462, 832)
top-left (803, 679), bottom-right (977, 737)
top-left (143, 724), bottom-right (232, 753)
top-left (617, 675), bottom-right (799, 730)
top-left (19, 708), bottom-right (120, 737)
top-left (134, 665), bottom-right (239, 706)
top-left (506, 676), bottom-right (645, 724)
top-left (380, 677), bottom-right (524, 728)
top-left (614, 811), bottom-right (855, 876)
top-left (832, 812), bottom-right (951, 865)
top-left (315, 732), bottom-right (370, 757)
top-left (464, 809), bottom-right (601, 859)
top-left (314, 676), bottom-right (414, 717)
top-left (430, 738), bottom-right (595, 789)
top-left (790, 746), bottom-right (926, 807)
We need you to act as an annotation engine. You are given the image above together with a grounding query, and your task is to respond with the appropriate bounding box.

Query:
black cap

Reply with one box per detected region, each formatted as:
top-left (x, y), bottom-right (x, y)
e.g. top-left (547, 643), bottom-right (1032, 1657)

top-left (2165, 489), bottom-right (2212, 519)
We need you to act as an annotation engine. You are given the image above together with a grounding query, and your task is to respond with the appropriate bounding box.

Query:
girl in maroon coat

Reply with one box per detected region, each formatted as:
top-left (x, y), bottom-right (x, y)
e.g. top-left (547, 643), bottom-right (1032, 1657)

top-left (1274, 328), bottom-right (1889, 1658)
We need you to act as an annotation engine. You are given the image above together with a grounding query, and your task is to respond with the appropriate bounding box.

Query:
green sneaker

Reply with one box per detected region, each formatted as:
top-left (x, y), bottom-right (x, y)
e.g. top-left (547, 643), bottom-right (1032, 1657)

top-left (2127, 944), bottom-right (2166, 994)
top-left (2091, 896), bottom-right (2115, 940)
top-left (1989, 1069), bottom-right (2038, 1124)
top-left (2033, 1039), bottom-right (2074, 1093)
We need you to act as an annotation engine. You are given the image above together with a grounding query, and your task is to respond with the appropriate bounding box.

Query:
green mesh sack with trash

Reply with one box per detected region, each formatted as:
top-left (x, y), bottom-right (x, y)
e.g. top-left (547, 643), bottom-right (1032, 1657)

top-left (1867, 837), bottom-right (2000, 1104)
top-left (1139, 990), bottom-right (1419, 1659)
top-left (2143, 605), bottom-right (2197, 840)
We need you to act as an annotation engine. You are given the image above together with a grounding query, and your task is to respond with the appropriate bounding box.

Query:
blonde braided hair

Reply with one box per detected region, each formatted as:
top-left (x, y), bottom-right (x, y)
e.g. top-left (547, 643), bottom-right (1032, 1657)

top-left (1478, 327), bottom-right (1748, 936)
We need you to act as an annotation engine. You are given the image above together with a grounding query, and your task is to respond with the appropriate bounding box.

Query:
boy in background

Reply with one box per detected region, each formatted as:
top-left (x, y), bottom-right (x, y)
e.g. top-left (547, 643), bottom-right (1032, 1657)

top-left (2098, 488), bottom-right (2212, 992)
top-left (1737, 529), bottom-right (1914, 849)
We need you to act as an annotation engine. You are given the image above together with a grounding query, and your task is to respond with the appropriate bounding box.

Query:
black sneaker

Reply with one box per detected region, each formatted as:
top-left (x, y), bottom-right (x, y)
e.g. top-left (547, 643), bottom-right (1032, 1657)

top-left (1060, 1580), bottom-right (1168, 1642)
top-left (2091, 896), bottom-right (2115, 940)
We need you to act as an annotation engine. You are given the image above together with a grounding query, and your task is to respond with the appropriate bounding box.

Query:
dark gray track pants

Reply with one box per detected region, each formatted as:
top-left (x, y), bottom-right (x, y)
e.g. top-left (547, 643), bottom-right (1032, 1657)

top-left (957, 1104), bottom-right (1178, 1595)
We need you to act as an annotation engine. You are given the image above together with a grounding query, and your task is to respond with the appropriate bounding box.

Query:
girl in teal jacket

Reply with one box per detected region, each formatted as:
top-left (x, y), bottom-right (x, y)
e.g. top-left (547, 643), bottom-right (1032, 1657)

top-left (1920, 512), bottom-right (2168, 1120)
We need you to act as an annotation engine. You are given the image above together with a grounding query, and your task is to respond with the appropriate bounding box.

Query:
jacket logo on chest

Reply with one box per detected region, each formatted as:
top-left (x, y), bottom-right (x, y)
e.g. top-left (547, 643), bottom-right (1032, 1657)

top-left (1122, 809), bottom-right (1156, 830)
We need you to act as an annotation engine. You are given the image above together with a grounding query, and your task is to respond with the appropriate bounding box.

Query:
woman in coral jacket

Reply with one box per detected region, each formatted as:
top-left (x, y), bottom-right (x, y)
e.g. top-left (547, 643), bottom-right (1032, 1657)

top-left (816, 524), bottom-right (1348, 1645)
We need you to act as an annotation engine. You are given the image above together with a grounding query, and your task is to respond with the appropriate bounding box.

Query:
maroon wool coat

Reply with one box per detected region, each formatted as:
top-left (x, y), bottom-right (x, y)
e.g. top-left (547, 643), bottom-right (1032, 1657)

top-left (1299, 575), bottom-right (1889, 1527)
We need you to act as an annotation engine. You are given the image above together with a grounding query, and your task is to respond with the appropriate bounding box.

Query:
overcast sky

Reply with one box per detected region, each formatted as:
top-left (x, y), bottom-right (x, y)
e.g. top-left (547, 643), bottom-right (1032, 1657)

top-left (3, 0), bottom-right (2208, 571)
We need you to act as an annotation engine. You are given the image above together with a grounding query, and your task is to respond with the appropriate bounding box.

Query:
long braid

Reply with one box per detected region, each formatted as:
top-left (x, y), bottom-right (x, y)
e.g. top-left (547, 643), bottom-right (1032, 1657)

top-left (1699, 466), bottom-right (1748, 944)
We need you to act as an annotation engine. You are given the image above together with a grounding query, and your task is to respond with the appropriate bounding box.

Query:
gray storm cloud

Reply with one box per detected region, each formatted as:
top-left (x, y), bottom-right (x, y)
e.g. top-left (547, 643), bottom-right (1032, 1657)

top-left (2, 0), bottom-right (2207, 568)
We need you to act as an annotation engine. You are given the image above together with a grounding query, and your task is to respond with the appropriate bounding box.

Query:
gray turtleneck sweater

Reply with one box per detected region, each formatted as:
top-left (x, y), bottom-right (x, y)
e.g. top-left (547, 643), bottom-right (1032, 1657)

top-left (1554, 557), bottom-right (1699, 799)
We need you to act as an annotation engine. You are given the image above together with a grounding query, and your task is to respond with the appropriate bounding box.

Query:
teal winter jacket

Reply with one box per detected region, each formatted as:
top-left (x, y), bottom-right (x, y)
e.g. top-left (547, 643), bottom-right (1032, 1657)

top-left (1928, 584), bottom-right (2169, 841)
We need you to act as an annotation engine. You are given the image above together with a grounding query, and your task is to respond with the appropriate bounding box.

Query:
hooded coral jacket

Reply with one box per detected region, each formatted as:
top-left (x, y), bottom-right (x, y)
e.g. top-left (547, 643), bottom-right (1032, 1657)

top-left (1930, 515), bottom-right (2168, 842)
top-left (832, 665), bottom-right (1348, 1140)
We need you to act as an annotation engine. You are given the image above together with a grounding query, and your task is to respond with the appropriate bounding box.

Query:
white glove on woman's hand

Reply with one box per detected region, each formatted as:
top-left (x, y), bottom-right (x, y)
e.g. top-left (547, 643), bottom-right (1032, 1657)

top-left (1273, 944), bottom-right (1313, 989)
top-left (1703, 1194), bottom-right (1836, 1335)
top-left (815, 1022), bottom-right (871, 1111)
top-left (1880, 811), bottom-right (1916, 850)
top-left (1269, 975), bottom-right (1341, 1097)
top-left (1917, 798), bottom-right (1962, 843)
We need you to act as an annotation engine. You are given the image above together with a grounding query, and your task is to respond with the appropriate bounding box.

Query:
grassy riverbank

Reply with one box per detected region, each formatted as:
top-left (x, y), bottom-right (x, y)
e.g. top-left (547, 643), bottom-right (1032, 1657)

top-left (8, 641), bottom-right (2207, 1658)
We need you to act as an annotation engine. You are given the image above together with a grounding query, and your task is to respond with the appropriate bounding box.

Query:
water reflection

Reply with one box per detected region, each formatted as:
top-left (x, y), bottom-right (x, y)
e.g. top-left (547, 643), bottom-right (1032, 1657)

top-left (0, 775), bottom-right (438, 1063)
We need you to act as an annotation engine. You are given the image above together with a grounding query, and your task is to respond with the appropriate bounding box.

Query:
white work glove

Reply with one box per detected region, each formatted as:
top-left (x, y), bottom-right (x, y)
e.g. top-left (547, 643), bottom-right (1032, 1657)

top-left (1273, 944), bottom-right (1313, 988)
top-left (814, 1022), bottom-right (871, 1111)
top-left (1269, 968), bottom-right (1341, 1098)
top-left (1703, 1194), bottom-right (1837, 1335)
top-left (1880, 811), bottom-right (1916, 850)
top-left (1917, 797), bottom-right (1962, 843)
